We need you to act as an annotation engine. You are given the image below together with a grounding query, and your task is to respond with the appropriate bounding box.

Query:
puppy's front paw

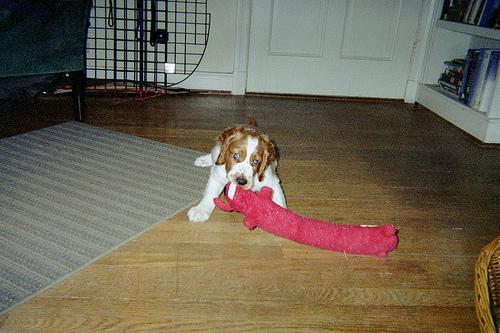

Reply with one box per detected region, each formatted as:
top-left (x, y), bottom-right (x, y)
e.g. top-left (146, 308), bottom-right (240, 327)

top-left (194, 154), bottom-right (213, 167)
top-left (188, 206), bottom-right (211, 223)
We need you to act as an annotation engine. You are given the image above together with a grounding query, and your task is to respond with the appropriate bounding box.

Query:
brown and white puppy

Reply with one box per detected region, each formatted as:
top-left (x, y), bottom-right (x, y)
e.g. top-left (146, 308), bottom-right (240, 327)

top-left (188, 117), bottom-right (286, 223)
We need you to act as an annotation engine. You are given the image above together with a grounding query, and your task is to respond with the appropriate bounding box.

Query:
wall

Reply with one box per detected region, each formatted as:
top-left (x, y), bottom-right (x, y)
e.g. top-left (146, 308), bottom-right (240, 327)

top-left (177, 0), bottom-right (239, 91)
top-left (197, 0), bottom-right (237, 74)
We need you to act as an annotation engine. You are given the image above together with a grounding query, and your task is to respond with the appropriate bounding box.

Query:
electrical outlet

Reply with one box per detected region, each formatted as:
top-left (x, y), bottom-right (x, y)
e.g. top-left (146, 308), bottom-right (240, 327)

top-left (165, 63), bottom-right (175, 74)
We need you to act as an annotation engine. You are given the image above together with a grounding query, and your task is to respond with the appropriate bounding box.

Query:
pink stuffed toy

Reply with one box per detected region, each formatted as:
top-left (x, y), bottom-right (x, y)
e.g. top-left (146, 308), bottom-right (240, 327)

top-left (214, 183), bottom-right (399, 258)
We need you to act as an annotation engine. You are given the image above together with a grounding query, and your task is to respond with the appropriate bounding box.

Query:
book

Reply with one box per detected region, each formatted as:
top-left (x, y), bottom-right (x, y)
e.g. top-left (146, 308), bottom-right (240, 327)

top-left (467, 0), bottom-right (486, 24)
top-left (472, 49), bottom-right (495, 109)
top-left (463, 49), bottom-right (480, 104)
top-left (478, 0), bottom-right (500, 28)
top-left (438, 57), bottom-right (465, 99)
top-left (478, 0), bottom-right (500, 26)
top-left (442, 70), bottom-right (463, 86)
top-left (467, 49), bottom-right (487, 107)
top-left (462, 0), bottom-right (474, 21)
top-left (475, 0), bottom-right (488, 23)
top-left (442, 0), bottom-right (472, 22)
top-left (441, 0), bottom-right (452, 20)
top-left (439, 76), bottom-right (460, 90)
top-left (487, 4), bottom-right (500, 27)
top-left (460, 49), bottom-right (477, 100)
top-left (439, 85), bottom-right (461, 98)
top-left (438, 79), bottom-right (461, 98)
top-left (444, 58), bottom-right (466, 73)
top-left (477, 51), bottom-right (500, 112)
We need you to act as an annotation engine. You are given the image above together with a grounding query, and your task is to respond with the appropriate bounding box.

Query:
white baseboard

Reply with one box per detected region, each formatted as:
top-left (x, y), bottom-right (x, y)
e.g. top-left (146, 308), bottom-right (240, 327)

top-left (175, 72), bottom-right (234, 92)
top-left (86, 69), bottom-right (234, 92)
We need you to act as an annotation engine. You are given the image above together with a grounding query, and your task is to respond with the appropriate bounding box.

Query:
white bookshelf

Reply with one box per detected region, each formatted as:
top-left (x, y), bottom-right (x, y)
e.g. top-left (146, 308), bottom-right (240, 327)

top-left (418, 84), bottom-right (500, 143)
top-left (436, 20), bottom-right (500, 40)
top-left (416, 5), bottom-right (500, 143)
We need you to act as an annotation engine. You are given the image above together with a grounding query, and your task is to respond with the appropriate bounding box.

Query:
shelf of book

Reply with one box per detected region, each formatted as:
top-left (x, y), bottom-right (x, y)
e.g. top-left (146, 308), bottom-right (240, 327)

top-left (417, 84), bottom-right (500, 143)
top-left (437, 20), bottom-right (500, 40)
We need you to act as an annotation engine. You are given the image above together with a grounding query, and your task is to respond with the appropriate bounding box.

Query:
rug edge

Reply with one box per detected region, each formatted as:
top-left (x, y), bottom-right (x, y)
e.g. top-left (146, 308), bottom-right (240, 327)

top-left (0, 197), bottom-right (201, 316)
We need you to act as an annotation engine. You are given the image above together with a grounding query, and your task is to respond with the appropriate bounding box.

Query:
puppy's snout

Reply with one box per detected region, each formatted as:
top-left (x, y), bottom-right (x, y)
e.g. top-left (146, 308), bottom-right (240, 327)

top-left (236, 177), bottom-right (248, 186)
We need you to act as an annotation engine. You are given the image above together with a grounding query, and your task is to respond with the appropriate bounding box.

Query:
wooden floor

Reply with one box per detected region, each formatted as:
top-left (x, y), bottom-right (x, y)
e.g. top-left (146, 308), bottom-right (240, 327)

top-left (0, 93), bottom-right (499, 332)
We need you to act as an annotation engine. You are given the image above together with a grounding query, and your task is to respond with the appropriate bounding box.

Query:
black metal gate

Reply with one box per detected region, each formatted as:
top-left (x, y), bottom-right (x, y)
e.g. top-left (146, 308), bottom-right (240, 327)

top-left (86, 0), bottom-right (211, 97)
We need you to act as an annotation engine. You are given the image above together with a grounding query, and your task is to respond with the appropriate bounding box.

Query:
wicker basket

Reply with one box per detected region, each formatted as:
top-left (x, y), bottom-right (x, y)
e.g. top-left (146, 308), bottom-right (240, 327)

top-left (475, 236), bottom-right (500, 333)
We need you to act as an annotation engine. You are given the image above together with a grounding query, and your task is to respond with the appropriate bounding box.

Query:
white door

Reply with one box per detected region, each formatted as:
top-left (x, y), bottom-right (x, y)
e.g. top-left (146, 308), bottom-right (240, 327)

top-left (246, 0), bottom-right (422, 98)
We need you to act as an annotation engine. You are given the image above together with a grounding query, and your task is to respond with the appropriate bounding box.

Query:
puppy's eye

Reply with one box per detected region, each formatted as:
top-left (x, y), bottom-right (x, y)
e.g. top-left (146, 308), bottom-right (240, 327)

top-left (252, 159), bottom-right (259, 166)
top-left (232, 153), bottom-right (240, 160)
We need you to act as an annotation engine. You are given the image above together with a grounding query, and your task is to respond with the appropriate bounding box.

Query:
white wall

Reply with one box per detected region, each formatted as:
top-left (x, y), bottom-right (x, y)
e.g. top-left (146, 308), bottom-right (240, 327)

top-left (197, 0), bottom-right (237, 74)
top-left (176, 0), bottom-right (240, 91)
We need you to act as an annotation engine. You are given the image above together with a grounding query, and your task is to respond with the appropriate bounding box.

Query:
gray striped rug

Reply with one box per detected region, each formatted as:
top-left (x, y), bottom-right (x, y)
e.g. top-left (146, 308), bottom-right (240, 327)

top-left (0, 121), bottom-right (208, 314)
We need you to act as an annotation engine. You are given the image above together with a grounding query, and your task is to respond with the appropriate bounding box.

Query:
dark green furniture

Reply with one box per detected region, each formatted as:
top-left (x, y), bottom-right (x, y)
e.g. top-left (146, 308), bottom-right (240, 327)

top-left (0, 0), bottom-right (90, 121)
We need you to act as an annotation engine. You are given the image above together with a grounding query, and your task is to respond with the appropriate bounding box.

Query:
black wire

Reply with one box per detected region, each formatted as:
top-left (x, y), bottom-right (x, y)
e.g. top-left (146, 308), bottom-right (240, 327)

top-left (107, 0), bottom-right (114, 27)
top-left (135, 0), bottom-right (139, 40)
top-left (150, 0), bottom-right (157, 47)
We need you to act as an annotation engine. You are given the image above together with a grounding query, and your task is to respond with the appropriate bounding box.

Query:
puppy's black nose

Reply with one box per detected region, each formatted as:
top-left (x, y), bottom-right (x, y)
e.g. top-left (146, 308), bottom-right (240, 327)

top-left (236, 177), bottom-right (247, 186)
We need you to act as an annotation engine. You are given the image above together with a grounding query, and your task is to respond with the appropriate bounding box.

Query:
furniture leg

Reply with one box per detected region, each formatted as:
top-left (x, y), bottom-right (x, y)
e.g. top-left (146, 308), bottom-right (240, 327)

top-left (71, 71), bottom-right (86, 122)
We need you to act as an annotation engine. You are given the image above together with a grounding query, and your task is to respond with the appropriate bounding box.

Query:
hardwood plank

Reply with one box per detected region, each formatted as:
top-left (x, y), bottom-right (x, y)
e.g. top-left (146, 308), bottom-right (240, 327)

top-left (0, 93), bottom-right (498, 332)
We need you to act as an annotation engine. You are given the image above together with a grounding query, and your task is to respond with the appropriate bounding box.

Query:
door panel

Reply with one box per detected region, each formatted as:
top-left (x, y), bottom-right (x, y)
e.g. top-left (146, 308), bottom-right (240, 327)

top-left (341, 0), bottom-right (401, 60)
top-left (269, 0), bottom-right (327, 57)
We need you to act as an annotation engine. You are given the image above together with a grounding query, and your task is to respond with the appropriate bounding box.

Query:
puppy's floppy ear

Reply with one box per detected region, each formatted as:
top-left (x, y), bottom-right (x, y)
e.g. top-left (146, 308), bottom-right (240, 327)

top-left (215, 126), bottom-right (238, 165)
top-left (257, 134), bottom-right (277, 181)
